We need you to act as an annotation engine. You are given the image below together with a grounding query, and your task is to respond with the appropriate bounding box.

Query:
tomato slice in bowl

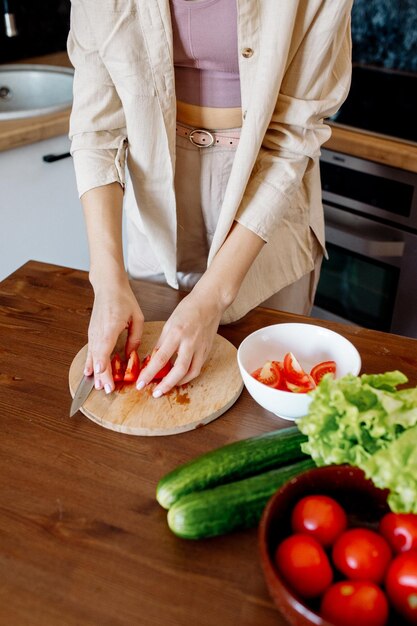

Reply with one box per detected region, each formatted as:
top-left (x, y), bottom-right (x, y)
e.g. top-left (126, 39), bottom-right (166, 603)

top-left (252, 360), bottom-right (282, 389)
top-left (286, 374), bottom-right (316, 393)
top-left (310, 360), bottom-right (337, 385)
top-left (283, 352), bottom-right (310, 384)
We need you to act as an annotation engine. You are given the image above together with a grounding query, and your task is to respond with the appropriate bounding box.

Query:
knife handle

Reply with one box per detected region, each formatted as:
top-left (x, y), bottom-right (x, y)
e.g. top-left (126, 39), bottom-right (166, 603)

top-left (42, 152), bottom-right (72, 163)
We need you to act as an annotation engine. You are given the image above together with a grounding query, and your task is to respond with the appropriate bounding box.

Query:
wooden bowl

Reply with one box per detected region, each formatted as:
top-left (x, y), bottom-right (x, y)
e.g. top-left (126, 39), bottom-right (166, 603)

top-left (258, 465), bottom-right (391, 626)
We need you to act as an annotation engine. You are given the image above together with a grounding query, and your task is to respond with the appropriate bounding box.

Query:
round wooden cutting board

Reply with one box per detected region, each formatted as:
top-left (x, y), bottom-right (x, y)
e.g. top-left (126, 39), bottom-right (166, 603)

top-left (69, 321), bottom-right (244, 436)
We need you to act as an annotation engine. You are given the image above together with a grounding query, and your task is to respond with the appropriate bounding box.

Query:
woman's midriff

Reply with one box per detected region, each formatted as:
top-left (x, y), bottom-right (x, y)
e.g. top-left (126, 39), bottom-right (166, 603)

top-left (176, 100), bottom-right (242, 130)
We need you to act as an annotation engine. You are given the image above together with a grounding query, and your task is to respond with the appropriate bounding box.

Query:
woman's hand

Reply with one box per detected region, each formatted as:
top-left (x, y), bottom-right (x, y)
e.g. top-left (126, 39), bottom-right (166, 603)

top-left (136, 222), bottom-right (265, 396)
top-left (79, 182), bottom-right (142, 393)
top-left (84, 280), bottom-right (144, 393)
top-left (136, 283), bottom-right (223, 397)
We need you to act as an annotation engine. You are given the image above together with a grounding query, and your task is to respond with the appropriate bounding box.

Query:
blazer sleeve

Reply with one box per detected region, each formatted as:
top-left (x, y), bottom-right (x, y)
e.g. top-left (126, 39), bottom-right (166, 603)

top-left (67, 1), bottom-right (128, 198)
top-left (235, 1), bottom-right (353, 241)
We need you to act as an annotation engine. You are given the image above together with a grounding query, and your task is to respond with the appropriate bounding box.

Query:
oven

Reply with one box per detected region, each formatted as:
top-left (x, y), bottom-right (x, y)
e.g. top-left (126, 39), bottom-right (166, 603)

top-left (312, 148), bottom-right (417, 339)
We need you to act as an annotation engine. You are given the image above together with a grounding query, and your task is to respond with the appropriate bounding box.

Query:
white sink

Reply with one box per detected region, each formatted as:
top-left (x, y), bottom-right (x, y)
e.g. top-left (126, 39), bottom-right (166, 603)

top-left (0, 64), bottom-right (74, 121)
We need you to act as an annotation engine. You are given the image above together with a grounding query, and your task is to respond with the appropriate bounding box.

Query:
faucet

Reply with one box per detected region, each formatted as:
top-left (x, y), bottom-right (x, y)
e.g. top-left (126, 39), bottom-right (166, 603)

top-left (3, 0), bottom-right (17, 37)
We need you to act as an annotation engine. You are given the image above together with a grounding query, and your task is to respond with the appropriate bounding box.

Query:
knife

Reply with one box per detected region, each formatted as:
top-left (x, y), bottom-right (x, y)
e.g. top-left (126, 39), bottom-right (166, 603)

top-left (70, 374), bottom-right (95, 417)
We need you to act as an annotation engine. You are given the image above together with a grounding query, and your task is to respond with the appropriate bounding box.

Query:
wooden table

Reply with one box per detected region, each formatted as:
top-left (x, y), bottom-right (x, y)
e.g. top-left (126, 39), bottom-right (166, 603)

top-left (1, 261), bottom-right (417, 626)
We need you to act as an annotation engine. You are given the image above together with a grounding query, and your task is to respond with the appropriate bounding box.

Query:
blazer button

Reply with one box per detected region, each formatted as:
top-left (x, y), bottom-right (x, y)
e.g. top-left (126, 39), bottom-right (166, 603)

top-left (241, 47), bottom-right (254, 58)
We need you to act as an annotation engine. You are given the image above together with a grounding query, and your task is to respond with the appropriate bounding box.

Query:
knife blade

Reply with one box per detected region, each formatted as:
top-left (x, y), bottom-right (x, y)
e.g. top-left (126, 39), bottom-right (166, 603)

top-left (70, 374), bottom-right (95, 417)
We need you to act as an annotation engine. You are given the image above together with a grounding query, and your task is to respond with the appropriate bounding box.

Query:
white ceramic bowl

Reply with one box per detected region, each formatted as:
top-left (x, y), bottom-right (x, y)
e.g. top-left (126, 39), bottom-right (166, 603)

top-left (237, 323), bottom-right (361, 420)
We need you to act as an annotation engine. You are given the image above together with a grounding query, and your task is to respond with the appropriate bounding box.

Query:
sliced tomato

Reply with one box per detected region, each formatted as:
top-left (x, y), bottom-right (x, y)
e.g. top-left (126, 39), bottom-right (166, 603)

top-left (251, 360), bottom-right (281, 389)
top-left (286, 374), bottom-right (316, 393)
top-left (142, 349), bottom-right (173, 382)
top-left (310, 360), bottom-right (337, 385)
top-left (283, 352), bottom-right (310, 384)
top-left (151, 351), bottom-right (173, 380)
top-left (123, 350), bottom-right (140, 383)
top-left (111, 353), bottom-right (125, 382)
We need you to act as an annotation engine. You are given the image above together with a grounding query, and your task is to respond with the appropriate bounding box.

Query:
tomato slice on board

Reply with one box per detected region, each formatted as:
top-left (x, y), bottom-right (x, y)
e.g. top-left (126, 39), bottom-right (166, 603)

top-left (141, 350), bottom-right (173, 382)
top-left (123, 350), bottom-right (141, 383)
top-left (111, 353), bottom-right (125, 382)
top-left (251, 360), bottom-right (281, 389)
top-left (310, 360), bottom-right (337, 385)
top-left (283, 352), bottom-right (311, 384)
top-left (272, 361), bottom-right (290, 391)
top-left (150, 347), bottom-right (173, 380)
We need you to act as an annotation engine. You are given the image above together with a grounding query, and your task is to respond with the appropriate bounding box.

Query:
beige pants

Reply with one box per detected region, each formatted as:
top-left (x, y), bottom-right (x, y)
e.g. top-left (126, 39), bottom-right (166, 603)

top-left (125, 131), bottom-right (322, 318)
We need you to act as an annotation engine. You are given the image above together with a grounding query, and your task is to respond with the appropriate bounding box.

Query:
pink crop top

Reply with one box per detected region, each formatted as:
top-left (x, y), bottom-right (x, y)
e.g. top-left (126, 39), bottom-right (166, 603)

top-left (170, 0), bottom-right (241, 108)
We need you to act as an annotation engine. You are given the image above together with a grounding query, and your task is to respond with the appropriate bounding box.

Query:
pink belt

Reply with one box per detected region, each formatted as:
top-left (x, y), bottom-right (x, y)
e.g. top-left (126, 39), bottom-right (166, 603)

top-left (176, 123), bottom-right (241, 148)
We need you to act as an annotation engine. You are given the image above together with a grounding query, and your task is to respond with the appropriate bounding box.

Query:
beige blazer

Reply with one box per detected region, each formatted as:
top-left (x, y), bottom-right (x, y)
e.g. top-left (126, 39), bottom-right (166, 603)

top-left (68, 0), bottom-right (353, 323)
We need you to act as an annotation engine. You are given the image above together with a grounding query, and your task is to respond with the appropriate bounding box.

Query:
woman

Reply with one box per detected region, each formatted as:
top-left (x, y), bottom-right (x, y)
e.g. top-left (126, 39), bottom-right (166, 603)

top-left (67, 0), bottom-right (353, 398)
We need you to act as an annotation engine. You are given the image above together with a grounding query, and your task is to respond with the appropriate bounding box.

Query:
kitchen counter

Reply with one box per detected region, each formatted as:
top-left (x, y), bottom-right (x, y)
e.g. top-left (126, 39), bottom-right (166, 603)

top-left (1, 260), bottom-right (417, 626)
top-left (1, 53), bottom-right (417, 172)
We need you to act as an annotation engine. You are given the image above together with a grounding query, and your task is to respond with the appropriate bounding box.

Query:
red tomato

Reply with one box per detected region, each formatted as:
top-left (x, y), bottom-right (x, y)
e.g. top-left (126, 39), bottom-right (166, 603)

top-left (291, 494), bottom-right (348, 547)
top-left (272, 361), bottom-right (289, 390)
top-left (142, 351), bottom-right (172, 382)
top-left (286, 374), bottom-right (316, 393)
top-left (332, 528), bottom-right (392, 584)
top-left (385, 550), bottom-right (417, 623)
top-left (111, 353), bottom-right (125, 382)
top-left (379, 512), bottom-right (417, 554)
top-left (310, 360), bottom-right (337, 385)
top-left (283, 352), bottom-right (310, 384)
top-left (123, 350), bottom-right (140, 382)
top-left (251, 360), bottom-right (281, 389)
top-left (150, 348), bottom-right (172, 381)
top-left (274, 533), bottom-right (333, 599)
top-left (320, 580), bottom-right (389, 626)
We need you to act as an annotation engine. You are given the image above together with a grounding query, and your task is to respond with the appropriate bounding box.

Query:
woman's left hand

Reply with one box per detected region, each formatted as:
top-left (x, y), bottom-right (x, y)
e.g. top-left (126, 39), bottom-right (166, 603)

top-left (136, 284), bottom-right (224, 396)
top-left (136, 222), bottom-right (265, 396)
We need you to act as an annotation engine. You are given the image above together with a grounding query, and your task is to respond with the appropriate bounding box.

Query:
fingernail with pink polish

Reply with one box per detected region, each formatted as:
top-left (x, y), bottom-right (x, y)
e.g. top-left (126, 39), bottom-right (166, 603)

top-left (136, 380), bottom-right (145, 391)
top-left (104, 384), bottom-right (112, 395)
top-left (95, 362), bottom-right (102, 374)
top-left (153, 389), bottom-right (163, 399)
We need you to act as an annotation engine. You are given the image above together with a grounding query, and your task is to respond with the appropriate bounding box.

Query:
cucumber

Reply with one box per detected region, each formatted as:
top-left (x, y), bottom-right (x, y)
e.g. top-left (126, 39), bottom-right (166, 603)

top-left (156, 426), bottom-right (308, 509)
top-left (167, 458), bottom-right (315, 539)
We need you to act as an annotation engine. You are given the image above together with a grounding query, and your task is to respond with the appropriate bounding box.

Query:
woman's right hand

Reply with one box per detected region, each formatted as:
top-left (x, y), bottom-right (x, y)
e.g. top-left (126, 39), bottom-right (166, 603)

top-left (84, 279), bottom-right (144, 394)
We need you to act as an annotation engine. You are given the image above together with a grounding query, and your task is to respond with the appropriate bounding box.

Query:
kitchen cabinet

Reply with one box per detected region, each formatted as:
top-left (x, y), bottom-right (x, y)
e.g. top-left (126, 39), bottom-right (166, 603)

top-left (0, 134), bottom-right (88, 281)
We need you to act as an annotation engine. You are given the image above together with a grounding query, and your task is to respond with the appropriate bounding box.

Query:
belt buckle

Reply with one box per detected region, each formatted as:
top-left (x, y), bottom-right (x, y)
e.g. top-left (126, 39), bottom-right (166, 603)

top-left (188, 128), bottom-right (215, 148)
